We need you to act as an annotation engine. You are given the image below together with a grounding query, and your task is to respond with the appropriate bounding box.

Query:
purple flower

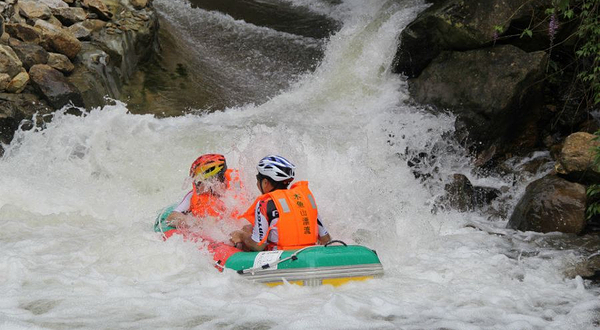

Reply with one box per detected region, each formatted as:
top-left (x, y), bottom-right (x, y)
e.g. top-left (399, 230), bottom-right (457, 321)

top-left (549, 14), bottom-right (559, 41)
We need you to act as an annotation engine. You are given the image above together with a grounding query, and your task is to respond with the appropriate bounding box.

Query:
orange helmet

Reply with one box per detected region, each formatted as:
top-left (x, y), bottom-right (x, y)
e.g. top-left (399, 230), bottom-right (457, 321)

top-left (190, 154), bottom-right (227, 183)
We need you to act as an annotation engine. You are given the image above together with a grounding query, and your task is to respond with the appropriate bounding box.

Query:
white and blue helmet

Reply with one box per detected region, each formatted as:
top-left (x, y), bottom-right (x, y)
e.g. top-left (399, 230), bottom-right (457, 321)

top-left (257, 155), bottom-right (295, 182)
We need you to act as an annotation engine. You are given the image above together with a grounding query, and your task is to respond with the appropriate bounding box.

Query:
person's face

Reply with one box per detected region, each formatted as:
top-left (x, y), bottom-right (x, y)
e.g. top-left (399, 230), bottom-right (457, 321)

top-left (195, 177), bottom-right (226, 195)
top-left (256, 174), bottom-right (273, 194)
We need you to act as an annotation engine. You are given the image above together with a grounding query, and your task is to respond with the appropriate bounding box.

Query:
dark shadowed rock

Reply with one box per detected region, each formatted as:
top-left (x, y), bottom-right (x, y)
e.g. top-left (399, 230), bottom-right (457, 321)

top-left (4, 23), bottom-right (42, 44)
top-left (9, 39), bottom-right (49, 70)
top-left (393, 0), bottom-right (552, 78)
top-left (29, 64), bottom-right (83, 108)
top-left (507, 175), bottom-right (587, 234)
top-left (51, 7), bottom-right (88, 26)
top-left (410, 45), bottom-right (547, 152)
top-left (0, 92), bottom-right (51, 147)
top-left (441, 173), bottom-right (501, 212)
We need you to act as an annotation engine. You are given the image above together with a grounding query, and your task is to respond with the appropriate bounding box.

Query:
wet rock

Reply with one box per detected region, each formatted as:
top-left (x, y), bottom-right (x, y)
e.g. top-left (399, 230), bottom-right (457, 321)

top-left (47, 52), bottom-right (74, 73)
top-left (51, 7), bottom-right (87, 26)
top-left (0, 44), bottom-right (23, 78)
top-left (441, 173), bottom-right (501, 212)
top-left (4, 23), bottom-right (42, 44)
top-left (34, 19), bottom-right (81, 59)
top-left (393, 0), bottom-right (552, 78)
top-left (410, 45), bottom-right (547, 153)
top-left (0, 92), bottom-right (51, 152)
top-left (8, 39), bottom-right (50, 70)
top-left (507, 175), bottom-right (587, 234)
top-left (29, 64), bottom-right (83, 108)
top-left (18, 0), bottom-right (52, 20)
top-left (555, 132), bottom-right (600, 183)
top-left (6, 70), bottom-right (29, 93)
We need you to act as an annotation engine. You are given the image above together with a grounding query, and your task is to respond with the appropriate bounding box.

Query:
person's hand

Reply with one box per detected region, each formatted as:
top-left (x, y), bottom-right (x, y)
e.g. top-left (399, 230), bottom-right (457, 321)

top-left (230, 230), bottom-right (244, 247)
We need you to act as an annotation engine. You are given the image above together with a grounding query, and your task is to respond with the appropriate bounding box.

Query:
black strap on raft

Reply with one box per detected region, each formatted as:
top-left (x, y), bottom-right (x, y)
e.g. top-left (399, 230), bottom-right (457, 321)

top-left (324, 240), bottom-right (347, 247)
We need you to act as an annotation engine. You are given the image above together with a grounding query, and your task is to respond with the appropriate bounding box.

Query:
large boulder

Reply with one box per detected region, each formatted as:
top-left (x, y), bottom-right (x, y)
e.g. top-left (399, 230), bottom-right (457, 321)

top-left (410, 45), bottom-right (547, 152)
top-left (29, 64), bottom-right (83, 108)
top-left (440, 173), bottom-right (501, 212)
top-left (507, 175), bottom-right (587, 234)
top-left (393, 0), bottom-right (552, 78)
top-left (555, 132), bottom-right (600, 183)
top-left (0, 92), bottom-right (51, 150)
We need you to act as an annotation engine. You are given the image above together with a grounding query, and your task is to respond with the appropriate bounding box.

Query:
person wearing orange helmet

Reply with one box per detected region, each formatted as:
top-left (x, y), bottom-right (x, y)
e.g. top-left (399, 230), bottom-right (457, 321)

top-left (165, 154), bottom-right (244, 228)
top-left (229, 155), bottom-right (331, 251)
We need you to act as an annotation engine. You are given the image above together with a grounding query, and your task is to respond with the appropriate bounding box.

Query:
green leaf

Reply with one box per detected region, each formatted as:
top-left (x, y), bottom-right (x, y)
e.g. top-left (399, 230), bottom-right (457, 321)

top-left (520, 29), bottom-right (533, 38)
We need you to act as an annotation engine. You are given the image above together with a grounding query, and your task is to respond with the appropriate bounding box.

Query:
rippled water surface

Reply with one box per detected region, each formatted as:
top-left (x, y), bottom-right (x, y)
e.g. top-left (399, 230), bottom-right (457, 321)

top-left (1, 0), bottom-right (599, 329)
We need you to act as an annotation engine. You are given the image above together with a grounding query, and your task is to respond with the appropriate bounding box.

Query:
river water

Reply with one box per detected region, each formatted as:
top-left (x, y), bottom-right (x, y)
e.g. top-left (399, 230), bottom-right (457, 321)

top-left (1, 0), bottom-right (599, 329)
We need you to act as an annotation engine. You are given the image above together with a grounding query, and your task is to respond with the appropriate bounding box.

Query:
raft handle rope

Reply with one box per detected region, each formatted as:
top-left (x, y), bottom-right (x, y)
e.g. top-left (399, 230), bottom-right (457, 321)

top-left (324, 240), bottom-right (347, 247)
top-left (237, 245), bottom-right (320, 275)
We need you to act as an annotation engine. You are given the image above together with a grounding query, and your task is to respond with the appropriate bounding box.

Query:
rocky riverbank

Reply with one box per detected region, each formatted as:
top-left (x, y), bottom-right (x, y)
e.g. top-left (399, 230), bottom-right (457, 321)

top-left (393, 0), bottom-right (600, 281)
top-left (0, 0), bottom-right (158, 155)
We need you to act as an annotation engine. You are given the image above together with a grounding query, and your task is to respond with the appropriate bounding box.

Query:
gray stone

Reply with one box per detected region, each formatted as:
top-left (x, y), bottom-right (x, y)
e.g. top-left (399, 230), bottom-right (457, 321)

top-left (29, 64), bottom-right (83, 108)
top-left (394, 0), bottom-right (553, 78)
top-left (410, 45), bottom-right (547, 150)
top-left (507, 175), bottom-right (587, 234)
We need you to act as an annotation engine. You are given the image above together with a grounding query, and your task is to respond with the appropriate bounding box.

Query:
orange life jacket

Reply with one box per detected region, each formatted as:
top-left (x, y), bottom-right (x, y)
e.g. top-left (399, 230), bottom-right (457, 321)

top-left (190, 169), bottom-right (244, 219)
top-left (240, 181), bottom-right (319, 250)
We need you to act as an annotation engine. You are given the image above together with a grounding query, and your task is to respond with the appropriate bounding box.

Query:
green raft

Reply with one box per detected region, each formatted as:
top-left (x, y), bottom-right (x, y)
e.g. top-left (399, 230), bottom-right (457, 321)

top-left (154, 205), bottom-right (384, 287)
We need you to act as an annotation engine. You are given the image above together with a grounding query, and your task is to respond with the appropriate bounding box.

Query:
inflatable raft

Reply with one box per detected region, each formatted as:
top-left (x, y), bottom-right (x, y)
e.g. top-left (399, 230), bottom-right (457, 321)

top-left (154, 206), bottom-right (384, 287)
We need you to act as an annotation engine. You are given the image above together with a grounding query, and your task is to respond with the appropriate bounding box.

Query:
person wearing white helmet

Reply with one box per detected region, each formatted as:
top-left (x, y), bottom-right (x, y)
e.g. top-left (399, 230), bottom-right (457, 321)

top-left (230, 155), bottom-right (331, 251)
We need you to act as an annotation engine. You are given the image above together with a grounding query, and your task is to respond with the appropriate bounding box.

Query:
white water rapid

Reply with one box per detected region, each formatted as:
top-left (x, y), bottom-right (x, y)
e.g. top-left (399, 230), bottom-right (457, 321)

top-left (1, 0), bottom-right (599, 329)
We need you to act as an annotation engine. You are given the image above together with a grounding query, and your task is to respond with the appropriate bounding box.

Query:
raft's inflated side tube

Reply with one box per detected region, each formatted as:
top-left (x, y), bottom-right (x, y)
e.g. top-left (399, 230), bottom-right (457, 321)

top-left (154, 205), bottom-right (384, 286)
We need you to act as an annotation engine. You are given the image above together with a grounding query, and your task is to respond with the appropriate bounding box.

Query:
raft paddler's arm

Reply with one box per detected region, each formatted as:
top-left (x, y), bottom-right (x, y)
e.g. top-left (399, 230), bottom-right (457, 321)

top-left (165, 211), bottom-right (188, 228)
top-left (318, 233), bottom-right (331, 245)
top-left (230, 230), bottom-right (267, 251)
